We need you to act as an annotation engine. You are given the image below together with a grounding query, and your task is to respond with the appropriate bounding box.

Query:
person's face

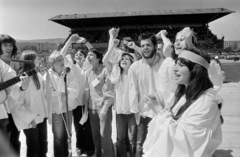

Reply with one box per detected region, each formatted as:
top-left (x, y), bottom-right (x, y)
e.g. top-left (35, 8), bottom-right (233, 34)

top-left (120, 55), bottom-right (132, 70)
top-left (174, 34), bottom-right (187, 55)
top-left (88, 52), bottom-right (99, 66)
top-left (173, 59), bottom-right (190, 86)
top-left (157, 43), bottom-right (164, 58)
top-left (1, 43), bottom-right (13, 55)
top-left (75, 51), bottom-right (85, 63)
top-left (34, 56), bottom-right (41, 67)
top-left (140, 39), bottom-right (156, 59)
top-left (53, 55), bottom-right (64, 72)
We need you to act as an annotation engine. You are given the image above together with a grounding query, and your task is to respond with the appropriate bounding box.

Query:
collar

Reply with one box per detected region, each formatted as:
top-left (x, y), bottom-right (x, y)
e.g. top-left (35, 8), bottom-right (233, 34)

top-left (91, 64), bottom-right (104, 72)
top-left (142, 53), bottom-right (161, 67)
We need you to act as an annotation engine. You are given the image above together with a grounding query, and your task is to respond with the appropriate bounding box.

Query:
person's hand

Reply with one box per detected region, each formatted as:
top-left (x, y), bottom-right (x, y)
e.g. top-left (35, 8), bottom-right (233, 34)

top-left (69, 34), bottom-right (80, 43)
top-left (144, 94), bottom-right (163, 113)
top-left (156, 30), bottom-right (168, 39)
top-left (109, 28), bottom-right (120, 38)
top-left (76, 37), bottom-right (87, 44)
top-left (99, 109), bottom-right (107, 121)
top-left (84, 105), bottom-right (88, 114)
top-left (60, 91), bottom-right (69, 103)
top-left (160, 30), bottom-right (168, 36)
top-left (30, 119), bottom-right (37, 128)
top-left (20, 73), bottom-right (30, 90)
top-left (127, 41), bottom-right (136, 49)
top-left (113, 39), bottom-right (120, 46)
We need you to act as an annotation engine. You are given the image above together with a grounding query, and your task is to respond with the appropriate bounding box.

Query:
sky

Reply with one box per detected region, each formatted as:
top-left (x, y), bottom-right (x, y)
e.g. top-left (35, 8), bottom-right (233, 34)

top-left (0, 0), bottom-right (240, 41)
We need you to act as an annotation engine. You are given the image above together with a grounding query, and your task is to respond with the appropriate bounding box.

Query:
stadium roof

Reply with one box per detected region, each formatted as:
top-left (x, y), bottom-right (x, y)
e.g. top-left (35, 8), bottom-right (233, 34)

top-left (49, 8), bottom-right (234, 29)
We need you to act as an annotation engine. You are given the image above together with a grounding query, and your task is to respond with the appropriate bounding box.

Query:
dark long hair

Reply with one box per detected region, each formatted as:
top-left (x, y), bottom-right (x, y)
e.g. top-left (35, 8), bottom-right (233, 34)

top-left (171, 49), bottom-right (213, 120)
top-left (0, 34), bottom-right (18, 57)
top-left (19, 51), bottom-right (41, 90)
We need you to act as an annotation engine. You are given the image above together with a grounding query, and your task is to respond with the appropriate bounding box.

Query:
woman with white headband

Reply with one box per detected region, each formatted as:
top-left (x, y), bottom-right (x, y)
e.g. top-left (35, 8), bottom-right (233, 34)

top-left (142, 49), bottom-right (222, 157)
top-left (155, 27), bottom-right (224, 108)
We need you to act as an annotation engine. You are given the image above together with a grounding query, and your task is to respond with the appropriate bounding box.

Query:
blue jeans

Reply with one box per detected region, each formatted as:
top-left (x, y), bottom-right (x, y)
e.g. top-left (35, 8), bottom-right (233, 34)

top-left (116, 113), bottom-right (137, 157)
top-left (136, 117), bottom-right (152, 157)
top-left (89, 107), bottom-right (115, 157)
top-left (52, 112), bottom-right (72, 157)
top-left (23, 118), bottom-right (48, 157)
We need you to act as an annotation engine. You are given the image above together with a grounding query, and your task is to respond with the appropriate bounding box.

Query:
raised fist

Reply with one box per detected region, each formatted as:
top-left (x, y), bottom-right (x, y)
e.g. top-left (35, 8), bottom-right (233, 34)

top-left (69, 34), bottom-right (79, 42)
top-left (109, 28), bottom-right (120, 38)
top-left (156, 30), bottom-right (168, 39)
top-left (127, 41), bottom-right (136, 49)
top-left (113, 39), bottom-right (120, 45)
top-left (76, 37), bottom-right (87, 44)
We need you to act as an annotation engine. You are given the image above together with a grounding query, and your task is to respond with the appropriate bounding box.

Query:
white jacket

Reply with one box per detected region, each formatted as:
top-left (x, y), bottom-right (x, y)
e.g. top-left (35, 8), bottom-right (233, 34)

top-left (47, 68), bottom-right (79, 115)
top-left (10, 73), bottom-right (51, 130)
top-left (0, 59), bottom-right (18, 119)
top-left (143, 89), bottom-right (222, 157)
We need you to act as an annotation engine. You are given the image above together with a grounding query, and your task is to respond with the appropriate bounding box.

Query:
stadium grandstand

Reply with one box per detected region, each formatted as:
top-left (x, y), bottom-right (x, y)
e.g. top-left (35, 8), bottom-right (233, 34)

top-left (49, 8), bottom-right (234, 54)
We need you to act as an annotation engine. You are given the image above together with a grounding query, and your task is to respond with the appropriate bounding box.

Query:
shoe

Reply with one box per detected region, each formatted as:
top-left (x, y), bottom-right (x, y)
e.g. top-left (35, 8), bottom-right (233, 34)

top-left (76, 148), bottom-right (85, 156)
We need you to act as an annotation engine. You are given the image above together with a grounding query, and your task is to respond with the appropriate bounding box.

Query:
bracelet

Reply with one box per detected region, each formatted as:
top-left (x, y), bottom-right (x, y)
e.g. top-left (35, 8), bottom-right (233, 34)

top-left (84, 40), bottom-right (88, 44)
top-left (20, 86), bottom-right (26, 91)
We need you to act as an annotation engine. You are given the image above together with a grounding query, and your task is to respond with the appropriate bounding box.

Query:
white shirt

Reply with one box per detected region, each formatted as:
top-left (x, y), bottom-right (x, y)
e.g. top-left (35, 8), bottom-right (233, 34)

top-left (128, 54), bottom-right (164, 118)
top-left (10, 73), bottom-right (50, 130)
top-left (0, 59), bottom-right (17, 119)
top-left (64, 55), bottom-right (87, 107)
top-left (143, 89), bottom-right (222, 157)
top-left (48, 67), bottom-right (79, 114)
top-left (110, 64), bottom-right (131, 114)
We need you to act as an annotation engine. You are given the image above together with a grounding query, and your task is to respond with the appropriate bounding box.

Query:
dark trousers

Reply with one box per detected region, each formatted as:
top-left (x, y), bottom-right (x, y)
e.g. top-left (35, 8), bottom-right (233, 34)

top-left (116, 113), bottom-right (137, 157)
top-left (73, 106), bottom-right (95, 153)
top-left (52, 112), bottom-right (72, 157)
top-left (23, 118), bottom-right (48, 157)
top-left (0, 118), bottom-right (15, 157)
top-left (135, 117), bottom-right (152, 157)
top-left (8, 114), bottom-right (21, 157)
top-left (89, 107), bottom-right (115, 157)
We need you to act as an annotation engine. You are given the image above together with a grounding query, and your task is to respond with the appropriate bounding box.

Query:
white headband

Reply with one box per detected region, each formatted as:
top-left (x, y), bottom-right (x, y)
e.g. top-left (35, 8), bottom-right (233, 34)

top-left (178, 50), bottom-right (210, 69)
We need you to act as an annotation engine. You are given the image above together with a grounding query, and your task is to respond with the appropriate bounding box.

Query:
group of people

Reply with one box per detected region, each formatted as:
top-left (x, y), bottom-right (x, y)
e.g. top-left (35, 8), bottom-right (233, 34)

top-left (0, 26), bottom-right (224, 157)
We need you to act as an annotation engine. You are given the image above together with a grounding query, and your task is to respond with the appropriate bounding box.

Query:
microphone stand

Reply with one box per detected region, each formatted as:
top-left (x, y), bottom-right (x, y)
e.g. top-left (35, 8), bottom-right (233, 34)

top-left (64, 73), bottom-right (72, 157)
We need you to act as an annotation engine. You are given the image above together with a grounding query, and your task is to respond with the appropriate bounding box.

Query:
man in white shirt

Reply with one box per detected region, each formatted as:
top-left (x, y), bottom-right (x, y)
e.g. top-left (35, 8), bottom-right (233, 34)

top-left (128, 33), bottom-right (165, 157)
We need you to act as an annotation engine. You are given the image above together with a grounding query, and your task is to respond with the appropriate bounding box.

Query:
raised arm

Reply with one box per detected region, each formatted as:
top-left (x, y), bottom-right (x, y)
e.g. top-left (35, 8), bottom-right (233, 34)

top-left (76, 37), bottom-right (94, 50)
top-left (103, 39), bottom-right (120, 73)
top-left (156, 30), bottom-right (173, 58)
top-left (108, 28), bottom-right (119, 51)
top-left (60, 34), bottom-right (79, 56)
top-left (127, 41), bottom-right (143, 58)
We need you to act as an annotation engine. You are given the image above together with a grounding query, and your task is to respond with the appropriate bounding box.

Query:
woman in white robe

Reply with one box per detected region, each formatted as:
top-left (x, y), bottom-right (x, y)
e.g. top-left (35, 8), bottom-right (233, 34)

top-left (155, 27), bottom-right (224, 109)
top-left (143, 49), bottom-right (222, 157)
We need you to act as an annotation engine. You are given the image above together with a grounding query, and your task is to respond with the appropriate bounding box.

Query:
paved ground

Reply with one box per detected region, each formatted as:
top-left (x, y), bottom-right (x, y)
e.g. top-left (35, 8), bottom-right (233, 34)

top-left (20, 82), bottom-right (240, 157)
top-left (213, 82), bottom-right (240, 157)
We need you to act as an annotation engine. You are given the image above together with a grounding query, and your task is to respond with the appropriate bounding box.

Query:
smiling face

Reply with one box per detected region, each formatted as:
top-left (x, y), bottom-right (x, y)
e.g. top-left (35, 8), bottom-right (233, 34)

top-left (120, 54), bottom-right (132, 70)
top-left (75, 50), bottom-right (85, 64)
top-left (140, 39), bottom-right (156, 59)
top-left (34, 56), bottom-right (41, 68)
top-left (173, 59), bottom-right (191, 86)
top-left (53, 55), bottom-right (64, 72)
top-left (174, 34), bottom-right (187, 55)
top-left (1, 43), bottom-right (13, 55)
